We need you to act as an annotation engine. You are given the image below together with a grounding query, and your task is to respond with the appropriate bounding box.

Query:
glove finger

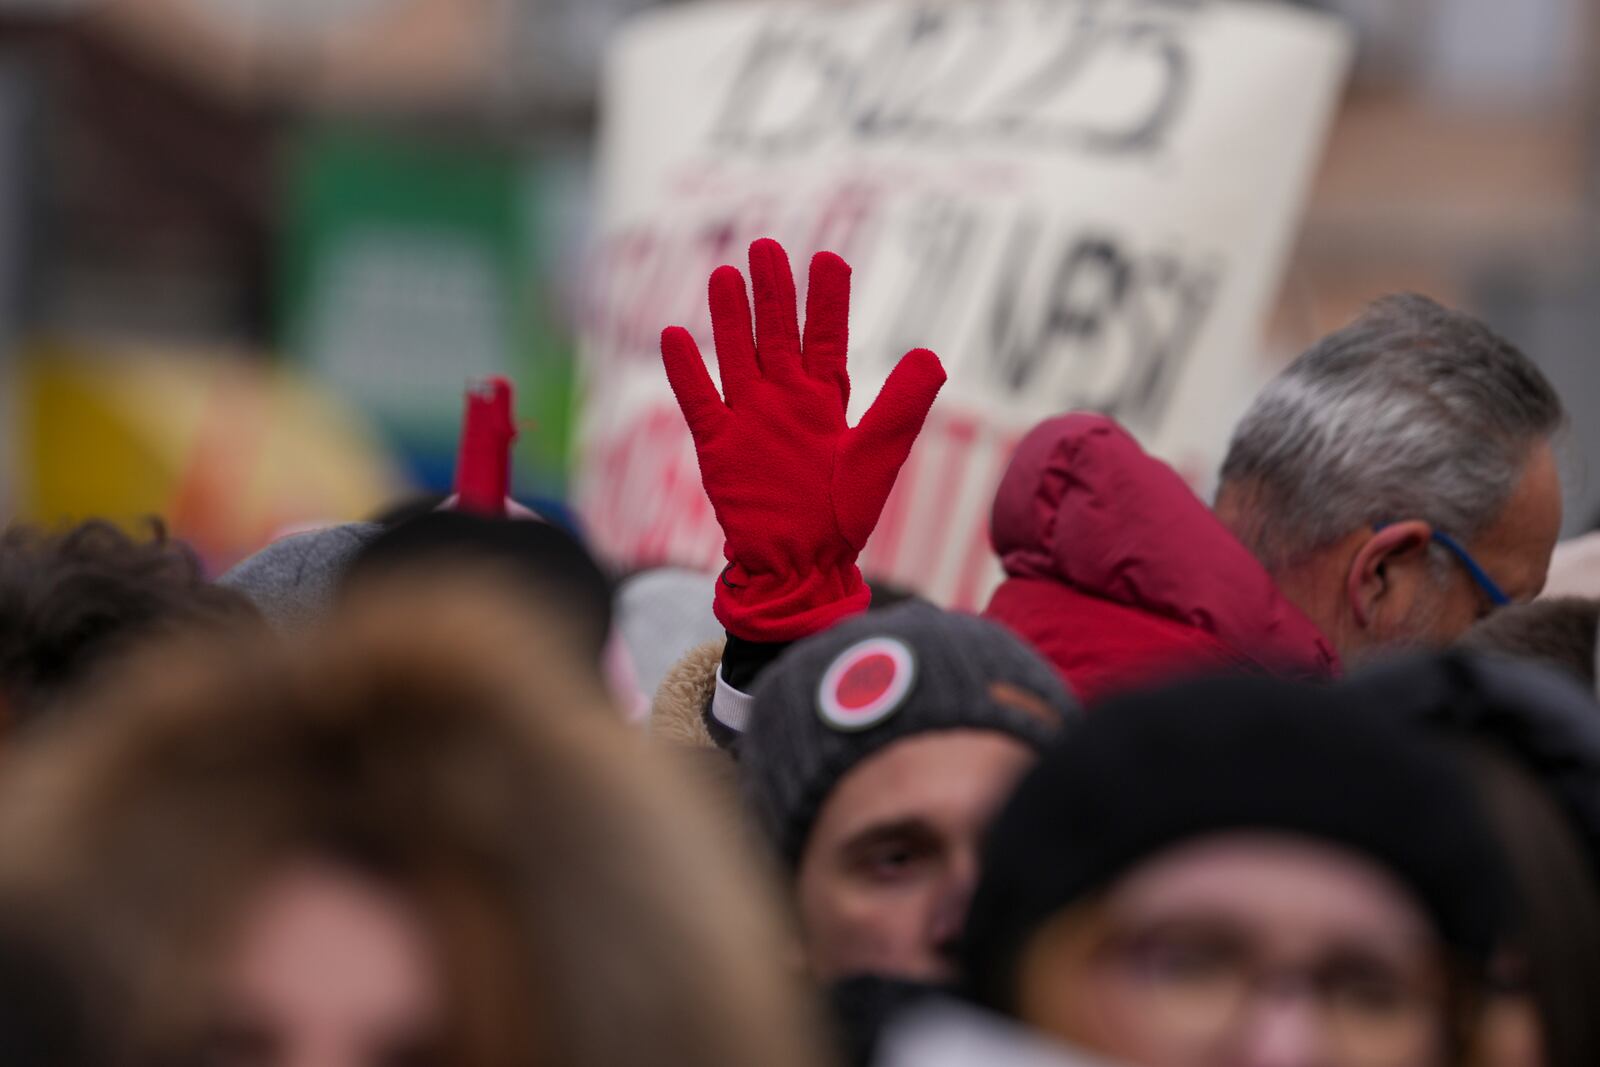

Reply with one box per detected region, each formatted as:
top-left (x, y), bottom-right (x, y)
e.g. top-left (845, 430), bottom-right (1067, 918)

top-left (661, 326), bottom-right (728, 440)
top-left (748, 238), bottom-right (802, 380)
top-left (709, 265), bottom-right (760, 406)
top-left (802, 250), bottom-right (851, 406)
top-left (836, 348), bottom-right (947, 547)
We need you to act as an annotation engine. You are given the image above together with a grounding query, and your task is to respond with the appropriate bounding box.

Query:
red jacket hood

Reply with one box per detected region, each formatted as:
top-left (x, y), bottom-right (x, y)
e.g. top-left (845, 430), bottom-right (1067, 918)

top-left (990, 413), bottom-right (1340, 679)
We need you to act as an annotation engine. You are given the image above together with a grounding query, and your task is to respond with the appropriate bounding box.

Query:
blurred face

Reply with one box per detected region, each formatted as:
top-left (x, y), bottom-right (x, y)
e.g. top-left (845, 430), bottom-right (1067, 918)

top-left (795, 730), bottom-right (1036, 983)
top-left (1405, 443), bottom-right (1563, 644)
top-left (202, 860), bottom-right (445, 1067)
top-left (1015, 835), bottom-right (1453, 1067)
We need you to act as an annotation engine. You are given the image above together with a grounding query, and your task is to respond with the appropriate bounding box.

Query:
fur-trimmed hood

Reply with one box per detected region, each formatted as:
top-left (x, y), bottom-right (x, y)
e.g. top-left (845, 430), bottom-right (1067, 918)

top-left (649, 639), bottom-right (724, 749)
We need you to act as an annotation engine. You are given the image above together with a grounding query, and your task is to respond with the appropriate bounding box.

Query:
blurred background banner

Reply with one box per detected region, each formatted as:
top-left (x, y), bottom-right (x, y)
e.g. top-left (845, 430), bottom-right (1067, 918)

top-left (280, 126), bottom-right (578, 494)
top-left (577, 0), bottom-right (1353, 608)
top-left (0, 0), bottom-right (616, 562)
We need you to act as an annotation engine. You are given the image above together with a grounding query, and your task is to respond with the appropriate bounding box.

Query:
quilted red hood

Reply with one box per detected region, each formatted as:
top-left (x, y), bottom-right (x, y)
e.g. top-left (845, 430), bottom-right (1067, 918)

top-left (989, 413), bottom-right (1340, 680)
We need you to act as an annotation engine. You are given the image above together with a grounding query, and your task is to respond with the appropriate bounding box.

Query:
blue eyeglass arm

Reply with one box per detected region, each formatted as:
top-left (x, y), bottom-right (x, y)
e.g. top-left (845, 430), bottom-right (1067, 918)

top-left (1428, 529), bottom-right (1511, 607)
top-left (1372, 522), bottom-right (1511, 607)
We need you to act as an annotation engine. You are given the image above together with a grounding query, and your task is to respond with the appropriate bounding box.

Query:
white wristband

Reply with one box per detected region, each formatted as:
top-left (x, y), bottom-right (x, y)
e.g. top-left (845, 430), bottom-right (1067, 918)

top-left (713, 667), bottom-right (755, 733)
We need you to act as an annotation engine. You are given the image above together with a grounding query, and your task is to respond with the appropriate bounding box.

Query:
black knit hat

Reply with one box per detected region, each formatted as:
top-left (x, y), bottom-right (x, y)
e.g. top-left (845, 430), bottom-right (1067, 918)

top-left (343, 512), bottom-right (615, 661)
top-left (1350, 649), bottom-right (1600, 882)
top-left (963, 673), bottom-right (1515, 1011)
top-left (741, 603), bottom-right (1079, 866)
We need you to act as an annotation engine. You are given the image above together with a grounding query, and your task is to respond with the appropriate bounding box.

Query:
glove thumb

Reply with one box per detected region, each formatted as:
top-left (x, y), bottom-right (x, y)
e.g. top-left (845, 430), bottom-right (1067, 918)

top-left (835, 348), bottom-right (946, 550)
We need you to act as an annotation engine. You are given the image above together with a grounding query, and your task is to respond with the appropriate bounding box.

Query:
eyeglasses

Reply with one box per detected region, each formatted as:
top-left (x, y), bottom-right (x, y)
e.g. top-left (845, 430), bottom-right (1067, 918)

top-left (1087, 922), bottom-right (1449, 1067)
top-left (1429, 530), bottom-right (1511, 607)
top-left (1375, 524), bottom-right (1510, 608)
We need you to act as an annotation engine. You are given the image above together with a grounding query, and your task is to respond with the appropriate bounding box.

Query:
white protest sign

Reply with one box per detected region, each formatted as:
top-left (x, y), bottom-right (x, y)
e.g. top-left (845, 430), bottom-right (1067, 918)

top-left (577, 0), bottom-right (1352, 609)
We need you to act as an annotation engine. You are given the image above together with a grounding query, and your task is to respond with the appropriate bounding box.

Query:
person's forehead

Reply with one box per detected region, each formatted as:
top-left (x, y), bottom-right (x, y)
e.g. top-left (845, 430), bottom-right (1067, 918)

top-left (1102, 833), bottom-right (1437, 951)
top-left (808, 731), bottom-right (1036, 848)
top-left (1476, 442), bottom-right (1564, 600)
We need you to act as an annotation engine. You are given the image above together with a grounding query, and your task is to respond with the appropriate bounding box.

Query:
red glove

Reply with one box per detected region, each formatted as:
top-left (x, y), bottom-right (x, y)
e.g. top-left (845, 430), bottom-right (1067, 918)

top-left (661, 238), bottom-right (946, 642)
top-left (453, 377), bottom-right (517, 517)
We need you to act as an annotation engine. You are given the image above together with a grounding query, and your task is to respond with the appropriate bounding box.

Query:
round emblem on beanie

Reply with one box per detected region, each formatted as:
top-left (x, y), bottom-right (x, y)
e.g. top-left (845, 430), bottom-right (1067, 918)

top-left (817, 637), bottom-right (916, 732)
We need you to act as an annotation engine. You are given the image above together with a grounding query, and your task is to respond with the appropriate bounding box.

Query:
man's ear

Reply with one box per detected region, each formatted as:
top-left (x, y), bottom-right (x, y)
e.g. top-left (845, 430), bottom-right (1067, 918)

top-left (1346, 521), bottom-right (1433, 630)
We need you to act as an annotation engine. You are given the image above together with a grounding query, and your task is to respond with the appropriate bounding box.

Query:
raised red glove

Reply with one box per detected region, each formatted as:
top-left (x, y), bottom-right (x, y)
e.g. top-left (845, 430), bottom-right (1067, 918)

top-left (453, 377), bottom-right (517, 517)
top-left (661, 238), bottom-right (946, 642)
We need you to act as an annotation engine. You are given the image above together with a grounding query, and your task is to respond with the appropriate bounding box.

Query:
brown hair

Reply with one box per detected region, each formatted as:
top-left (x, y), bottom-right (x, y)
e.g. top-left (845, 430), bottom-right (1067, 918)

top-left (1457, 743), bottom-right (1600, 1067)
top-left (0, 519), bottom-right (257, 723)
top-left (1460, 599), bottom-right (1600, 691)
top-left (0, 574), bottom-right (829, 1067)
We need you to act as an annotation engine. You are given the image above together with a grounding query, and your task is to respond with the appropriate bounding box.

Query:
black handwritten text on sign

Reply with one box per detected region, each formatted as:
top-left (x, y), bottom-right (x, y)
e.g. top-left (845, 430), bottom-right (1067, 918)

top-left (867, 196), bottom-right (1222, 429)
top-left (711, 0), bottom-right (1196, 157)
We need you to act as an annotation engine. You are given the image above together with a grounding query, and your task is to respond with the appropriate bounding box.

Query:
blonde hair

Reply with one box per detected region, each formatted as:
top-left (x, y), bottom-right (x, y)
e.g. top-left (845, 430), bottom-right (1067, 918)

top-left (0, 574), bottom-right (829, 1067)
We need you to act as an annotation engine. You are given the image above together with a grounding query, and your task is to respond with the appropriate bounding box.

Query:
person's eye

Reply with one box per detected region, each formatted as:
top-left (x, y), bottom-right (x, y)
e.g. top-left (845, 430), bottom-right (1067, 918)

top-left (1145, 940), bottom-right (1228, 985)
top-left (1342, 980), bottom-right (1407, 1015)
top-left (1137, 938), bottom-right (1236, 985)
top-left (1322, 961), bottom-right (1424, 1018)
top-left (857, 840), bottom-right (931, 882)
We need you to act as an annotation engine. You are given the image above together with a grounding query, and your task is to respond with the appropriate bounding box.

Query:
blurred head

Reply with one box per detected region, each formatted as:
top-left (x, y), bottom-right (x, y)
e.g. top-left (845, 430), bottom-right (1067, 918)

top-left (796, 729), bottom-right (1037, 985)
top-left (964, 675), bottom-right (1514, 1067)
top-left (0, 577), bottom-right (824, 1067)
top-left (1452, 748), bottom-right (1594, 1067)
top-left (1348, 651), bottom-right (1600, 1067)
top-left (0, 519), bottom-right (257, 727)
top-left (1459, 599), bottom-right (1600, 695)
top-left (741, 604), bottom-right (1078, 984)
top-left (343, 511), bottom-right (615, 667)
top-left (1217, 295), bottom-right (1564, 663)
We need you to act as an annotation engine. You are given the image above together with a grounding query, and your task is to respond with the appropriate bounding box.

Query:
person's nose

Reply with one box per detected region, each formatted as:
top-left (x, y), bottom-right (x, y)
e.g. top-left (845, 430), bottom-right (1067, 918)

top-left (1232, 985), bottom-right (1335, 1067)
top-left (929, 848), bottom-right (980, 962)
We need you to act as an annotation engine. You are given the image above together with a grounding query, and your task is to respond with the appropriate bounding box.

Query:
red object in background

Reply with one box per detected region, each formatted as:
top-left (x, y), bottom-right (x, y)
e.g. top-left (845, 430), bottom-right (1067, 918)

top-left (983, 413), bottom-right (1341, 704)
top-left (453, 377), bottom-right (517, 517)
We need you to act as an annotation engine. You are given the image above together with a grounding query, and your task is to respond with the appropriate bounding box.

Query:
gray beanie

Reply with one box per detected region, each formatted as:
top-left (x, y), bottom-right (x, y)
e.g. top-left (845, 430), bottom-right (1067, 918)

top-left (218, 523), bottom-right (382, 632)
top-left (741, 603), bottom-right (1079, 866)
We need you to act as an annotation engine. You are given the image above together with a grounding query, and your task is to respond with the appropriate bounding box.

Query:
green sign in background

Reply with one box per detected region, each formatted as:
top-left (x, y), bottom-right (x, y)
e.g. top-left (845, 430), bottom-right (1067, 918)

top-left (280, 125), bottom-right (579, 496)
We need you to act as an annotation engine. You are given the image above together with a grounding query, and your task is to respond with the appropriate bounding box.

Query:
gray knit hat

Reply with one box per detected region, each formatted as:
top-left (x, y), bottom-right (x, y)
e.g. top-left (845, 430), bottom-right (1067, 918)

top-left (218, 523), bottom-right (382, 632)
top-left (741, 603), bottom-right (1079, 866)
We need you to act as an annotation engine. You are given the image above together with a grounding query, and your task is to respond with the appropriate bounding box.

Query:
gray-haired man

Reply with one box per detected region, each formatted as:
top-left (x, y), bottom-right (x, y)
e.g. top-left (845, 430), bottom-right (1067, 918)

top-left (1217, 293), bottom-right (1564, 664)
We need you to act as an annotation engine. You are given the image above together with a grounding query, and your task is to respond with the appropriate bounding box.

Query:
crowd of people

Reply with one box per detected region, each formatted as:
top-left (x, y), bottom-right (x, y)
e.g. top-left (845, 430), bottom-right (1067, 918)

top-left (0, 237), bottom-right (1597, 1067)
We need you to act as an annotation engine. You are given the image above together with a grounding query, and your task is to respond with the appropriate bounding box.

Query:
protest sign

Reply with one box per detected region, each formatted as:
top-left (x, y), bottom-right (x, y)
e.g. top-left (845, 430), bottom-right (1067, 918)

top-left (579, 0), bottom-right (1352, 607)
